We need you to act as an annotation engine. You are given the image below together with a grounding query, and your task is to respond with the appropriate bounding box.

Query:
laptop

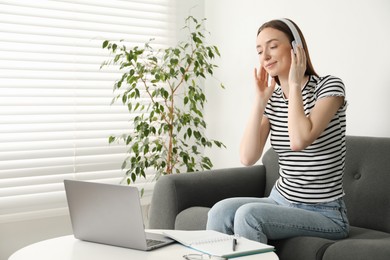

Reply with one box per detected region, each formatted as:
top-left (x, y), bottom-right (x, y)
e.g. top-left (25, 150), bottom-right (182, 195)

top-left (64, 179), bottom-right (174, 251)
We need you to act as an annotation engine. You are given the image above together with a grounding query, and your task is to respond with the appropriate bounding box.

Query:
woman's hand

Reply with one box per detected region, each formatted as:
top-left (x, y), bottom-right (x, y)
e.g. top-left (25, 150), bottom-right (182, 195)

top-left (288, 45), bottom-right (306, 88)
top-left (254, 65), bottom-right (276, 104)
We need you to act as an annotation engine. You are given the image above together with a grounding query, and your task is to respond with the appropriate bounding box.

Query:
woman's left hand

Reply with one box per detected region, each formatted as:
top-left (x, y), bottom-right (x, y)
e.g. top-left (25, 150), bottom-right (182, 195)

top-left (288, 45), bottom-right (307, 88)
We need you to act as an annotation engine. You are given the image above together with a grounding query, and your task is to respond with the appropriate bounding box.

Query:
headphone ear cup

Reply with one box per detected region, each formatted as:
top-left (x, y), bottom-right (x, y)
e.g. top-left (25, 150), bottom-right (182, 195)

top-left (292, 41), bottom-right (298, 54)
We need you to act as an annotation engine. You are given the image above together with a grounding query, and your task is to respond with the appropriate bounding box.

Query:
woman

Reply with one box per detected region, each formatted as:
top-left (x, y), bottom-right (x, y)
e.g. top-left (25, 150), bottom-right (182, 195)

top-left (206, 18), bottom-right (349, 244)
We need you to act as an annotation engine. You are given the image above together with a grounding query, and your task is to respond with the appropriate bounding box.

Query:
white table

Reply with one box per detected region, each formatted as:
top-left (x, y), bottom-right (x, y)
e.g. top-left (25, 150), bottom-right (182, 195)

top-left (9, 231), bottom-right (279, 260)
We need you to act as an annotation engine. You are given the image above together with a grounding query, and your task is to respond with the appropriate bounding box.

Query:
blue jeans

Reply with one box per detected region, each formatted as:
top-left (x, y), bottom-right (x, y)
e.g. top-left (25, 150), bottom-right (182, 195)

top-left (206, 187), bottom-right (350, 243)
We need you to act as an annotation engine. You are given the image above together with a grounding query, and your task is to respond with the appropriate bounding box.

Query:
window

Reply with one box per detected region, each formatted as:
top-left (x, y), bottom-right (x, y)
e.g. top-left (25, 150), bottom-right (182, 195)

top-left (0, 0), bottom-right (176, 222)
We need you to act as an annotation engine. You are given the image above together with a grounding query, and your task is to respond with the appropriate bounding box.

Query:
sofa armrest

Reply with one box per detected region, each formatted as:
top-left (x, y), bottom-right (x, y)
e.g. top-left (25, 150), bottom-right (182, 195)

top-left (148, 165), bottom-right (266, 229)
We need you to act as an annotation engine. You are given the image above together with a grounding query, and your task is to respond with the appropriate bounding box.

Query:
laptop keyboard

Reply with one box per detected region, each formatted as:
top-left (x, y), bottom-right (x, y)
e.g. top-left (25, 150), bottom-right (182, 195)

top-left (147, 239), bottom-right (164, 247)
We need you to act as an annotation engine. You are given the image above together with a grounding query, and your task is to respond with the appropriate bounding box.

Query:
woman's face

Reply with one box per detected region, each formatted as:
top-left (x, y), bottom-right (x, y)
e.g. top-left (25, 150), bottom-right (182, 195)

top-left (256, 27), bottom-right (292, 78)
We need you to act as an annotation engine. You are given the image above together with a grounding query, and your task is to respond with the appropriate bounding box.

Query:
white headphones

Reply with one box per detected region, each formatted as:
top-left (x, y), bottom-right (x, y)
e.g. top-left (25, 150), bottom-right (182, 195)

top-left (279, 18), bottom-right (303, 53)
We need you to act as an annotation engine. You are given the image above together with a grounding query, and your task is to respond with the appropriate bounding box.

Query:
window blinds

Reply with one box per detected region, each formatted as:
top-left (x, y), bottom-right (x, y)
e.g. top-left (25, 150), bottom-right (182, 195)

top-left (0, 0), bottom-right (176, 222)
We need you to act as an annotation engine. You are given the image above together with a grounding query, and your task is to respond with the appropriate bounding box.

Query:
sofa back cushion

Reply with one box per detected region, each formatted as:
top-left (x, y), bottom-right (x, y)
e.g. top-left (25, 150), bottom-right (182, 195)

top-left (262, 147), bottom-right (280, 196)
top-left (343, 136), bottom-right (390, 233)
top-left (262, 136), bottom-right (390, 233)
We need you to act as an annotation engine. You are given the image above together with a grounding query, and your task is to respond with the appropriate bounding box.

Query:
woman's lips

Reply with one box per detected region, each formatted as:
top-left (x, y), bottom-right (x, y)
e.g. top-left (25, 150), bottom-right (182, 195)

top-left (265, 61), bottom-right (276, 69)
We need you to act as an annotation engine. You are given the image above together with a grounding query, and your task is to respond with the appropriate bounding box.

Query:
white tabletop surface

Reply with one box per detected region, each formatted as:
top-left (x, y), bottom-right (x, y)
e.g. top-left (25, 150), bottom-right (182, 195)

top-left (9, 230), bottom-right (279, 260)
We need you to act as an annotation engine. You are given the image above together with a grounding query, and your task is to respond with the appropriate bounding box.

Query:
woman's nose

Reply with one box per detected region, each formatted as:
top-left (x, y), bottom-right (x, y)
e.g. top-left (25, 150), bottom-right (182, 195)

top-left (263, 50), bottom-right (271, 60)
top-left (261, 52), bottom-right (271, 63)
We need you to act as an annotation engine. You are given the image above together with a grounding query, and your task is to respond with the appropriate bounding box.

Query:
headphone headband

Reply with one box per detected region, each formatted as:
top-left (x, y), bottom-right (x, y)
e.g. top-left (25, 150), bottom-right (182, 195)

top-left (279, 18), bottom-right (303, 52)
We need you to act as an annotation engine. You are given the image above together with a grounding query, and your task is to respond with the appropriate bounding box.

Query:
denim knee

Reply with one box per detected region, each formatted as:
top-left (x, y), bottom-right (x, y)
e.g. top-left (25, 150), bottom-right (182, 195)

top-left (234, 203), bottom-right (271, 243)
top-left (206, 198), bottom-right (236, 234)
top-left (207, 197), bottom-right (268, 234)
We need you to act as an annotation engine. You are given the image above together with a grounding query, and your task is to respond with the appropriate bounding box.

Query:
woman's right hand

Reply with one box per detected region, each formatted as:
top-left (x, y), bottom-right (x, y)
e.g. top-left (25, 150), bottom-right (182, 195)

top-left (254, 66), bottom-right (276, 104)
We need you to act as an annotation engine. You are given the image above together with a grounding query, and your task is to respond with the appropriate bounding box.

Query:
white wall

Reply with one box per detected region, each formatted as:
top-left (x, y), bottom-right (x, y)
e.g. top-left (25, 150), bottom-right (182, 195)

top-left (204, 0), bottom-right (390, 169)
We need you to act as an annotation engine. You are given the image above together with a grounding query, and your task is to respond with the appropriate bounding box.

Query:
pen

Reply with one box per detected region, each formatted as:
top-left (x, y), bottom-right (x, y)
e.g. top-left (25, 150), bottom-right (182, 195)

top-left (232, 238), bottom-right (237, 251)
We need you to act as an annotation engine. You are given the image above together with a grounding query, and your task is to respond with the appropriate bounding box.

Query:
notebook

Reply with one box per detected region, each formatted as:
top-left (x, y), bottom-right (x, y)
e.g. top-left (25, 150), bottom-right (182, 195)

top-left (64, 179), bottom-right (174, 251)
top-left (163, 230), bottom-right (274, 258)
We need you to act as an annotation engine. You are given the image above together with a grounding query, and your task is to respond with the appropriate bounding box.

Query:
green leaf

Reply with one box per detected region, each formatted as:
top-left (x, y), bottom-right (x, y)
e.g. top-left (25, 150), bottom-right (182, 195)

top-left (126, 136), bottom-right (132, 145)
top-left (114, 54), bottom-right (121, 63)
top-left (121, 160), bottom-right (127, 169)
top-left (174, 48), bottom-right (180, 56)
top-left (161, 161), bottom-right (166, 168)
top-left (108, 136), bottom-right (116, 143)
top-left (132, 143), bottom-right (139, 153)
top-left (187, 128), bottom-right (192, 138)
top-left (135, 88), bottom-right (140, 98)
top-left (122, 94), bottom-right (127, 104)
top-left (214, 46), bottom-right (221, 56)
top-left (170, 58), bottom-right (178, 66)
top-left (151, 57), bottom-right (158, 63)
top-left (141, 169), bottom-right (146, 178)
top-left (102, 40), bottom-right (109, 49)
top-left (163, 90), bottom-right (169, 99)
top-left (214, 140), bottom-right (226, 148)
top-left (143, 145), bottom-right (149, 154)
top-left (193, 131), bottom-right (201, 140)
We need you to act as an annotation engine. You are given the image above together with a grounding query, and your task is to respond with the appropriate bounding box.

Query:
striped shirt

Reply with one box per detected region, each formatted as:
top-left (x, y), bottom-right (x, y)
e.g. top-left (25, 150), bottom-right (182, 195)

top-left (264, 75), bottom-right (347, 204)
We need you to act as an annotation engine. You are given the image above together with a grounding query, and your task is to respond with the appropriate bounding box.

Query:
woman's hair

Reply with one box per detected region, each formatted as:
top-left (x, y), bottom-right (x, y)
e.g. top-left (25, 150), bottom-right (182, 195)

top-left (257, 19), bottom-right (318, 83)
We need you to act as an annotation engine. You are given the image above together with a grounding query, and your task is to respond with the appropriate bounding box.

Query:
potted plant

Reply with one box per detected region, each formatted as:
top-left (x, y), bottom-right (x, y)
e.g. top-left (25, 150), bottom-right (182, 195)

top-left (101, 16), bottom-right (225, 189)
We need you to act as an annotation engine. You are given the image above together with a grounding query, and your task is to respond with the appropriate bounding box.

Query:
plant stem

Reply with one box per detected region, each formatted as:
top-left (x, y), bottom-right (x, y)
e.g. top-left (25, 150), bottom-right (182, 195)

top-left (165, 44), bottom-right (195, 174)
top-left (166, 92), bottom-right (174, 174)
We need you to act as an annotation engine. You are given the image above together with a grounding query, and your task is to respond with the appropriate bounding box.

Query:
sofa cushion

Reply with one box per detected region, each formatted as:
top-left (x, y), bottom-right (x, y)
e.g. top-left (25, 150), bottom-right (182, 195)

top-left (348, 226), bottom-right (390, 239)
top-left (323, 238), bottom-right (390, 260)
top-left (175, 207), bottom-right (209, 230)
top-left (321, 226), bottom-right (390, 260)
top-left (270, 237), bottom-right (334, 260)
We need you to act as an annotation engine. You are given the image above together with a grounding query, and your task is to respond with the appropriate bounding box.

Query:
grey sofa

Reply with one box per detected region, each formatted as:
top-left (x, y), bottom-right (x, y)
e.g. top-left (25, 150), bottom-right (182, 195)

top-left (149, 136), bottom-right (390, 260)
